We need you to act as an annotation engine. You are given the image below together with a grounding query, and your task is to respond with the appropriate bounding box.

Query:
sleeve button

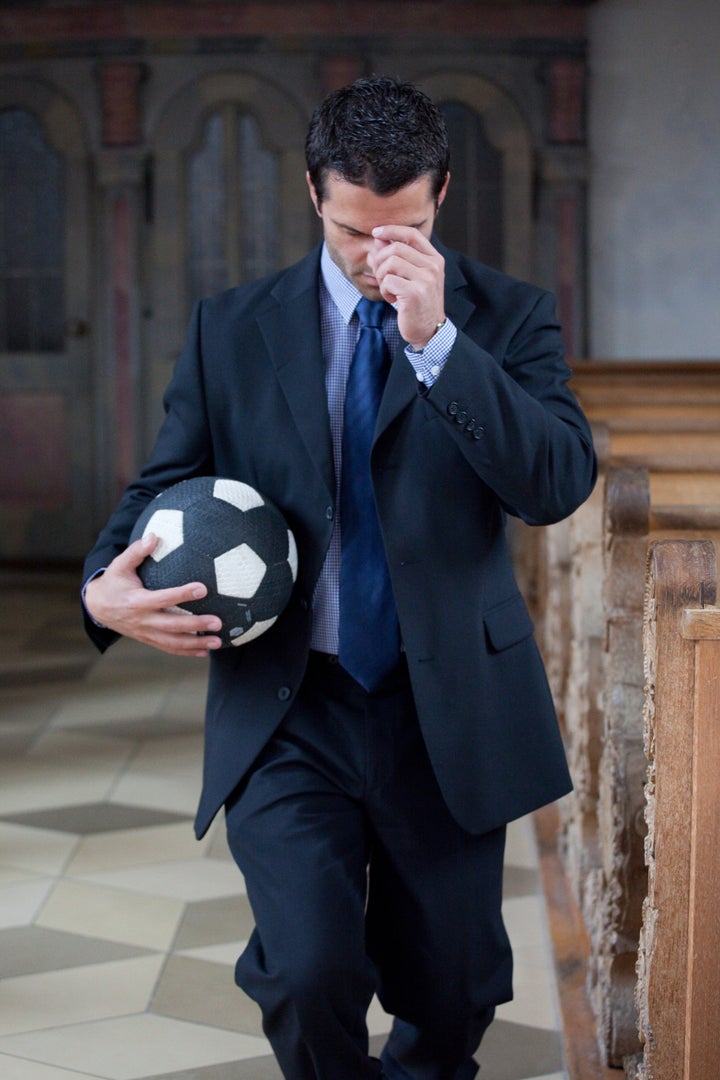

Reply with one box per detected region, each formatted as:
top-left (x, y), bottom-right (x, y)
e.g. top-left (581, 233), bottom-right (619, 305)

top-left (447, 401), bottom-right (459, 417)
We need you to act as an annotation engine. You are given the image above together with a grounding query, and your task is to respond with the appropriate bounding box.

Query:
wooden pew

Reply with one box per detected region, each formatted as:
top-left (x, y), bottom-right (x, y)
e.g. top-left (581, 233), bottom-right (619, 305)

top-left (522, 358), bottom-right (720, 675)
top-left (527, 411), bottom-right (720, 731)
top-left (527, 359), bottom-right (720, 736)
top-left (559, 465), bottom-right (720, 1067)
top-left (510, 360), bottom-right (720, 1068)
top-left (569, 359), bottom-right (720, 425)
top-left (628, 540), bottom-right (720, 1080)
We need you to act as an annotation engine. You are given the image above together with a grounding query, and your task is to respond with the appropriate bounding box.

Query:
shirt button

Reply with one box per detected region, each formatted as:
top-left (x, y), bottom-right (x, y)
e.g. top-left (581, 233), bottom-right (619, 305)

top-left (430, 365), bottom-right (441, 378)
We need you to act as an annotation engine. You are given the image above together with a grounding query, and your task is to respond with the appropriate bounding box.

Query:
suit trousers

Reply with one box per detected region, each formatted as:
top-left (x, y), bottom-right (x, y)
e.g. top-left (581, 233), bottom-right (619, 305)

top-left (224, 651), bottom-right (513, 1080)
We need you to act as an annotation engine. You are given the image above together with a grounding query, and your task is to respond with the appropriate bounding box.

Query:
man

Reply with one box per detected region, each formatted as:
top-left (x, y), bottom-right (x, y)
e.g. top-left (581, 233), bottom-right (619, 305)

top-left (84, 76), bottom-right (596, 1080)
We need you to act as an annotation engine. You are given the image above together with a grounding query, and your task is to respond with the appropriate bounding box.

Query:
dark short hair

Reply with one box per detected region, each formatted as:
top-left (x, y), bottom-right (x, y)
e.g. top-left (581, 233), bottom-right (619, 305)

top-left (305, 76), bottom-right (450, 205)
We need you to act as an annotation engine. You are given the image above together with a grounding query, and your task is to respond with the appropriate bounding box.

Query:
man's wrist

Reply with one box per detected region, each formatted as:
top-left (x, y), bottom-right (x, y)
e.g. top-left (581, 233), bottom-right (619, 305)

top-left (408, 317), bottom-right (447, 353)
top-left (82, 569), bottom-right (108, 628)
top-left (405, 318), bottom-right (456, 387)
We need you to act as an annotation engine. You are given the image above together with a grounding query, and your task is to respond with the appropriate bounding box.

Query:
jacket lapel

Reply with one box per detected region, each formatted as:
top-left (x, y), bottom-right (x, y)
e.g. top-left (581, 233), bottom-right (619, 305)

top-left (442, 244), bottom-right (476, 332)
top-left (256, 248), bottom-right (336, 499)
top-left (255, 243), bottom-right (476, 479)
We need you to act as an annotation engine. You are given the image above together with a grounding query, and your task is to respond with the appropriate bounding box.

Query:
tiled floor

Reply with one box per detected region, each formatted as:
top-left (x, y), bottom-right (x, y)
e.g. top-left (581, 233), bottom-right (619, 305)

top-left (1, 569), bottom-right (566, 1080)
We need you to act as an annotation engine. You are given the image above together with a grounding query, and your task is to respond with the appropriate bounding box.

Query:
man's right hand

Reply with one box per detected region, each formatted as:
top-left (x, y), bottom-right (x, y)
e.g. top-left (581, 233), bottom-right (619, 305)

top-left (84, 533), bottom-right (224, 658)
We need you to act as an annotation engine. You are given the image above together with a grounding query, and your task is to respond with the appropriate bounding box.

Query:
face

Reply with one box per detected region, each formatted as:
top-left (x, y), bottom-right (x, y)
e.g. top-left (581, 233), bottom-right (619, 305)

top-left (306, 171), bottom-right (448, 299)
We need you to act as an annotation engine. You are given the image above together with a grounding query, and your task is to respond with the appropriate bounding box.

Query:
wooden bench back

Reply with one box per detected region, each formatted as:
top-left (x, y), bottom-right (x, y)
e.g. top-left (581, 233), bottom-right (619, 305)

top-left (560, 465), bottom-right (720, 1067)
top-left (522, 361), bottom-right (720, 1068)
top-left (634, 540), bottom-right (720, 1080)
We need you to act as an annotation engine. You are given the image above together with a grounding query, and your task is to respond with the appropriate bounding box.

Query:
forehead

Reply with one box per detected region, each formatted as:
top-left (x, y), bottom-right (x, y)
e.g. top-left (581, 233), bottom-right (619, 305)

top-left (321, 173), bottom-right (436, 231)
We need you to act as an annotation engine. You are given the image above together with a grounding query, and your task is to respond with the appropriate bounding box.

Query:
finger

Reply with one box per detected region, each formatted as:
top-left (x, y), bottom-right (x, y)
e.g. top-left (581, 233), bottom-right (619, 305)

top-left (371, 239), bottom-right (434, 273)
top-left (130, 611), bottom-right (224, 654)
top-left (371, 224), bottom-right (437, 253)
top-left (155, 627), bottom-right (224, 652)
top-left (374, 263), bottom-right (438, 299)
top-left (370, 252), bottom-right (419, 288)
top-left (369, 245), bottom-right (444, 300)
top-left (376, 267), bottom-right (442, 315)
top-left (102, 584), bottom-right (220, 637)
top-left (114, 532), bottom-right (159, 570)
top-left (147, 607), bottom-right (222, 634)
top-left (137, 579), bottom-right (211, 612)
top-left (139, 628), bottom-right (223, 658)
top-left (378, 269), bottom-right (436, 298)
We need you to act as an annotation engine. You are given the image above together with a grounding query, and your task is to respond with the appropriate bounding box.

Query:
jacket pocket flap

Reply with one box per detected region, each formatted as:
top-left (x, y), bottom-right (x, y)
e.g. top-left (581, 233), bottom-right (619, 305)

top-left (484, 595), bottom-right (535, 652)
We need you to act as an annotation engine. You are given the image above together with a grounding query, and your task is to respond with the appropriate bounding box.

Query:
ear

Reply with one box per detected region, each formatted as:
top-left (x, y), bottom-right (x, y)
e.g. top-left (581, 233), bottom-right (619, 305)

top-left (306, 172), bottom-right (322, 218)
top-left (436, 172), bottom-right (450, 211)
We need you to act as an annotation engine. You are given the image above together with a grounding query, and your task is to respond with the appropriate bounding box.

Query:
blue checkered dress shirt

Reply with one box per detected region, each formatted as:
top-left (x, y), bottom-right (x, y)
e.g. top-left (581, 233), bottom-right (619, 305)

top-left (310, 244), bottom-right (456, 653)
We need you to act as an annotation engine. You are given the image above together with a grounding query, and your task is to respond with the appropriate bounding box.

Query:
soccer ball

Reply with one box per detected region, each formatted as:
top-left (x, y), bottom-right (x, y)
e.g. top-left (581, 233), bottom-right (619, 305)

top-left (129, 477), bottom-right (298, 647)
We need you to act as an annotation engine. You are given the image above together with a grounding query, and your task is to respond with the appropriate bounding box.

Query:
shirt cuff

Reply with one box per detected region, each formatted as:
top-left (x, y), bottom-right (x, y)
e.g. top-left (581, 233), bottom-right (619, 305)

top-left (404, 318), bottom-right (457, 387)
top-left (82, 568), bottom-right (109, 628)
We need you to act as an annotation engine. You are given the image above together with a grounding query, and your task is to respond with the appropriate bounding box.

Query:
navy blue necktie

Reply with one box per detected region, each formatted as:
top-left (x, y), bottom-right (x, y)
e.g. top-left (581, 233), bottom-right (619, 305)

top-left (338, 298), bottom-right (400, 690)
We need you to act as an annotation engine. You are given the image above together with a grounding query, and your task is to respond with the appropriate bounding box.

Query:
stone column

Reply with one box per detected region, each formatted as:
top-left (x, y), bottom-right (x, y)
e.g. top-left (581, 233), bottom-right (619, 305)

top-left (536, 57), bottom-right (588, 358)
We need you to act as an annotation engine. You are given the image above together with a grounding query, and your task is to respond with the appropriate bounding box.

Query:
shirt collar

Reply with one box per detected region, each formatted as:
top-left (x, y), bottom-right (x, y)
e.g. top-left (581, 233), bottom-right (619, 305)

top-left (320, 243), bottom-right (365, 325)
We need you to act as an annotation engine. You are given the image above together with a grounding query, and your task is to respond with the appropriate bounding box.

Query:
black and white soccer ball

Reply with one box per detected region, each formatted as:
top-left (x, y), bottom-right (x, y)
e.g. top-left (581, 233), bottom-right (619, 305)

top-left (129, 477), bottom-right (298, 647)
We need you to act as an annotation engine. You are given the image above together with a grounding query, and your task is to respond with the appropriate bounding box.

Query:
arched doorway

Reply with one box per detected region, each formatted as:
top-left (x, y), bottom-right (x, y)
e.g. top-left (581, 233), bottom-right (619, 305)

top-left (0, 78), bottom-right (93, 561)
top-left (418, 72), bottom-right (534, 281)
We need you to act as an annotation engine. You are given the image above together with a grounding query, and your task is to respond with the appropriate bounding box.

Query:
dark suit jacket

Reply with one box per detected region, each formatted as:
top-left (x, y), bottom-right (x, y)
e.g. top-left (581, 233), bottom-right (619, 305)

top-left (84, 242), bottom-right (597, 838)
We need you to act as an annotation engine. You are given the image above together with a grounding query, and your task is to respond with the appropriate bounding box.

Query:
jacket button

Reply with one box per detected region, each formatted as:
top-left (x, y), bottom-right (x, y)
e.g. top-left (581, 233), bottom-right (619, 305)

top-left (278, 686), bottom-right (291, 702)
top-left (465, 419), bottom-right (477, 432)
top-left (325, 505), bottom-right (334, 520)
top-left (447, 401), bottom-right (459, 417)
top-left (472, 427), bottom-right (484, 439)
top-left (455, 410), bottom-right (468, 425)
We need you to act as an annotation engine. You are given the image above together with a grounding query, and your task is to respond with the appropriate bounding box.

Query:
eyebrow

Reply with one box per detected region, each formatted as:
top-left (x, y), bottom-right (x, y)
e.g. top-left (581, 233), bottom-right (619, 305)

top-left (333, 217), bottom-right (430, 235)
